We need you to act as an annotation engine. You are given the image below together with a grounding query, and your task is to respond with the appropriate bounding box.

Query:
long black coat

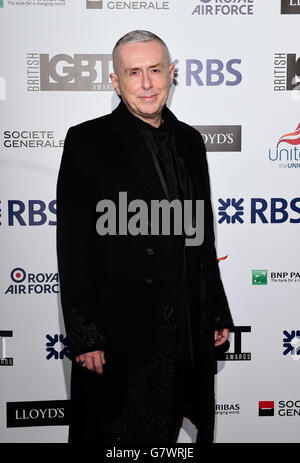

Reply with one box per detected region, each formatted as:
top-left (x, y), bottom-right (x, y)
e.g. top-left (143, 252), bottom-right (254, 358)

top-left (56, 100), bottom-right (234, 443)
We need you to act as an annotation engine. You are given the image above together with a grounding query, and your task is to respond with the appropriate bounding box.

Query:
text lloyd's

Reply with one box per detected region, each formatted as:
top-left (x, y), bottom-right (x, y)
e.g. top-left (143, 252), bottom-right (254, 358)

top-left (14, 408), bottom-right (65, 420)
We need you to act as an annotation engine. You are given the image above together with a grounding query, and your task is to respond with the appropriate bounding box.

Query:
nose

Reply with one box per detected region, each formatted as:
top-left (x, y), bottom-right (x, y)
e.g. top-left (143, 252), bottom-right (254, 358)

top-left (141, 71), bottom-right (152, 90)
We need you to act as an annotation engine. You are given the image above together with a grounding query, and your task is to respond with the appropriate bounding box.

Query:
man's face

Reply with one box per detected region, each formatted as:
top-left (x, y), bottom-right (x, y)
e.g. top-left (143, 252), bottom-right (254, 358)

top-left (110, 40), bottom-right (174, 127)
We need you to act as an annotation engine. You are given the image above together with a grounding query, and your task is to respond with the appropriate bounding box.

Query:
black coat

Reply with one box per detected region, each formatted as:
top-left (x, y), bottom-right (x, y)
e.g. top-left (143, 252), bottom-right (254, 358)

top-left (56, 100), bottom-right (234, 443)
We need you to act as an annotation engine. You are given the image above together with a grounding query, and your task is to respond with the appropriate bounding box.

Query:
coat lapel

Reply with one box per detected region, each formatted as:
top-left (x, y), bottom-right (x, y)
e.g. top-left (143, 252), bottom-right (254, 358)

top-left (163, 105), bottom-right (205, 201)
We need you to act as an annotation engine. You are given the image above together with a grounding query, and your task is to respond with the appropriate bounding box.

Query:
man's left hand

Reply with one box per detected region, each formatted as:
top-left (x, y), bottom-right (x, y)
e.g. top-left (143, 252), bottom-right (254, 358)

top-left (214, 328), bottom-right (229, 347)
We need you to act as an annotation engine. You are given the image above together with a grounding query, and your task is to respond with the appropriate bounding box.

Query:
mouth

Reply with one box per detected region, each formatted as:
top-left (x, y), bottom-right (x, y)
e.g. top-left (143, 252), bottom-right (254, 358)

top-left (139, 95), bottom-right (158, 101)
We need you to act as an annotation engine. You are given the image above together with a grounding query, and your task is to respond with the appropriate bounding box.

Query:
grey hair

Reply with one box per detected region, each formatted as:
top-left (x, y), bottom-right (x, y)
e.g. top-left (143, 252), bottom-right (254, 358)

top-left (112, 30), bottom-right (170, 71)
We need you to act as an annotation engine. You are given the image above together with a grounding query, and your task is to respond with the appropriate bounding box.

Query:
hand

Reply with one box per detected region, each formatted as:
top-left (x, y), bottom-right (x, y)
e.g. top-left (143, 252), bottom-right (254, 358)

top-left (75, 350), bottom-right (106, 375)
top-left (214, 328), bottom-right (229, 347)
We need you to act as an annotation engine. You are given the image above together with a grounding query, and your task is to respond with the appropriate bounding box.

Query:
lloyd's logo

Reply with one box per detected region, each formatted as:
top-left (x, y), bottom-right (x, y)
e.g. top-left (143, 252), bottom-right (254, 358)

top-left (193, 125), bottom-right (242, 152)
top-left (281, 0), bottom-right (300, 14)
top-left (7, 400), bottom-right (70, 427)
top-left (268, 123), bottom-right (300, 168)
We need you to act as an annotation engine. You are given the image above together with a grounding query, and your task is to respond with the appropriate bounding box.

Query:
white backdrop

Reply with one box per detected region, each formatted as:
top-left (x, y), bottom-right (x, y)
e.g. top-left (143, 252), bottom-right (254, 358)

top-left (1, 0), bottom-right (299, 443)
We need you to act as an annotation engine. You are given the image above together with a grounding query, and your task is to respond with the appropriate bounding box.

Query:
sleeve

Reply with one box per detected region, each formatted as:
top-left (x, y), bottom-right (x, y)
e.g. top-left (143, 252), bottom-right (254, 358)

top-left (197, 133), bottom-right (235, 331)
top-left (56, 126), bottom-right (107, 360)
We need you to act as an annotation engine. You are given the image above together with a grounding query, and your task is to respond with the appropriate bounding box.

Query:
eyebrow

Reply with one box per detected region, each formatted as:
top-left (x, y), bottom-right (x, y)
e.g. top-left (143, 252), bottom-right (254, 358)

top-left (125, 63), bottom-right (164, 73)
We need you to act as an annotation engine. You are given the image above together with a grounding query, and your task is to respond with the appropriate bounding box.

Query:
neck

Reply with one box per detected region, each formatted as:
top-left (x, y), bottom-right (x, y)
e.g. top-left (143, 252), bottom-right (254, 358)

top-left (141, 114), bottom-right (163, 128)
top-left (134, 113), bottom-right (162, 128)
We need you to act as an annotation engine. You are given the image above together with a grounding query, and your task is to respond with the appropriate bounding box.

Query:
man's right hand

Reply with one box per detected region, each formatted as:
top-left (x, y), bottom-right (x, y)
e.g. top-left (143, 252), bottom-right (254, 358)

top-left (75, 350), bottom-right (106, 375)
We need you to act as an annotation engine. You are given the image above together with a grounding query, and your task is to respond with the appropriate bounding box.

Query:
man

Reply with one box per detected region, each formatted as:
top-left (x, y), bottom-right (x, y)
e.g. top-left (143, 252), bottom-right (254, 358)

top-left (56, 30), bottom-right (234, 444)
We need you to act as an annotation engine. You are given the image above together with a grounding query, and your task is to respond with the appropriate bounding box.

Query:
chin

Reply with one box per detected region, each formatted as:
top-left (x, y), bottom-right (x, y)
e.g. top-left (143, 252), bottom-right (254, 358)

top-left (138, 104), bottom-right (162, 117)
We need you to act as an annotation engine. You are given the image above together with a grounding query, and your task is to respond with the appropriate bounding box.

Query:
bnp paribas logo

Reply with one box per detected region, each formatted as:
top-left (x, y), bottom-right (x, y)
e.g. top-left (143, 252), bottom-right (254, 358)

top-left (0, 0), bottom-right (3, 8)
top-left (86, 0), bottom-right (103, 8)
top-left (252, 270), bottom-right (268, 285)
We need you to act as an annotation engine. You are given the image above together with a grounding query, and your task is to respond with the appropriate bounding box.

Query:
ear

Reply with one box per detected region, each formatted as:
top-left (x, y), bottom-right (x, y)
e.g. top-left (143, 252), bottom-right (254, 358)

top-left (168, 63), bottom-right (175, 86)
top-left (110, 73), bottom-right (121, 96)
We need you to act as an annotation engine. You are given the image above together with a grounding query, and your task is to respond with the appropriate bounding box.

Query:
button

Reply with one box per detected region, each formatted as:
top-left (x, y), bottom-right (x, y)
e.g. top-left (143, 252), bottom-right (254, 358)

top-left (146, 248), bottom-right (154, 255)
top-left (145, 278), bottom-right (152, 284)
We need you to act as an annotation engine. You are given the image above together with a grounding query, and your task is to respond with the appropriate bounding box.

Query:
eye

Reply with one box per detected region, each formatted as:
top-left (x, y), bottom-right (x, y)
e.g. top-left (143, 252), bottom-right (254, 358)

top-left (130, 70), bottom-right (139, 76)
top-left (151, 68), bottom-right (160, 73)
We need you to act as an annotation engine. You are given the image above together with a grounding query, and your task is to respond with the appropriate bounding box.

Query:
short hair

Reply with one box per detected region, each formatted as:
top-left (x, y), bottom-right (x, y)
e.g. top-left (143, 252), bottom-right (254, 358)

top-left (112, 30), bottom-right (170, 72)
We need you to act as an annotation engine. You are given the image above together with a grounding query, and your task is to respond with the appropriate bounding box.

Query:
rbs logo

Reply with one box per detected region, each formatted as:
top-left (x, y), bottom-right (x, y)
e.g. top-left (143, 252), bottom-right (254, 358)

top-left (7, 200), bottom-right (56, 226)
top-left (173, 58), bottom-right (242, 86)
top-left (218, 197), bottom-right (300, 224)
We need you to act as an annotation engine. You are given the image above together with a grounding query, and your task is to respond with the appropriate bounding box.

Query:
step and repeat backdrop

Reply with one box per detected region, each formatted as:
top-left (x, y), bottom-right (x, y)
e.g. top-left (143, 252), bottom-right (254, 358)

top-left (0, 0), bottom-right (299, 444)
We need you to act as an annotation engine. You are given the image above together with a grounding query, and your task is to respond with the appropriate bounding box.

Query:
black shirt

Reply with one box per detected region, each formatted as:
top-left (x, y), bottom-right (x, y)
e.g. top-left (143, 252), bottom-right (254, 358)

top-left (130, 111), bottom-right (194, 203)
top-left (126, 108), bottom-right (196, 369)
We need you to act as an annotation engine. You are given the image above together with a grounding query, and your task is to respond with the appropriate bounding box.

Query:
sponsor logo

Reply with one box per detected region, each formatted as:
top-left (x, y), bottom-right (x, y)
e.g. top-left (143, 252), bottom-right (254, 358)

top-left (252, 270), bottom-right (267, 285)
top-left (26, 53), bottom-right (114, 92)
top-left (193, 125), bottom-right (242, 152)
top-left (192, 0), bottom-right (254, 16)
top-left (268, 123), bottom-right (300, 168)
top-left (28, 53), bottom-right (241, 91)
top-left (5, 268), bottom-right (59, 295)
top-left (46, 334), bottom-right (70, 360)
top-left (218, 198), bottom-right (244, 223)
top-left (271, 272), bottom-right (300, 283)
top-left (216, 326), bottom-right (251, 361)
top-left (281, 0), bottom-right (300, 14)
top-left (283, 330), bottom-right (300, 360)
top-left (7, 400), bottom-right (70, 427)
top-left (86, 0), bottom-right (103, 7)
top-left (0, 331), bottom-right (13, 366)
top-left (0, 199), bottom-right (56, 227)
top-left (259, 401), bottom-right (274, 416)
top-left (278, 401), bottom-right (300, 416)
top-left (273, 53), bottom-right (300, 92)
top-left (0, 1), bottom-right (3, 7)
top-left (252, 270), bottom-right (300, 285)
top-left (2, 130), bottom-right (64, 148)
top-left (259, 400), bottom-right (300, 417)
top-left (217, 197), bottom-right (300, 224)
top-left (172, 58), bottom-right (242, 87)
top-left (215, 403), bottom-right (240, 416)
top-left (86, 0), bottom-right (170, 10)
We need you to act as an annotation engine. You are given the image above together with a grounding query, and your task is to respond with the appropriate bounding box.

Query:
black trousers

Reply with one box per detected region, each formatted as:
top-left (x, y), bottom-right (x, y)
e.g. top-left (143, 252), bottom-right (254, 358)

top-left (172, 335), bottom-right (215, 444)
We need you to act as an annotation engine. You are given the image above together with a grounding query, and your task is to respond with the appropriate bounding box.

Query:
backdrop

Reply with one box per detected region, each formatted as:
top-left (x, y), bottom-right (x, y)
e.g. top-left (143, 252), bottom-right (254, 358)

top-left (1, 0), bottom-right (299, 444)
